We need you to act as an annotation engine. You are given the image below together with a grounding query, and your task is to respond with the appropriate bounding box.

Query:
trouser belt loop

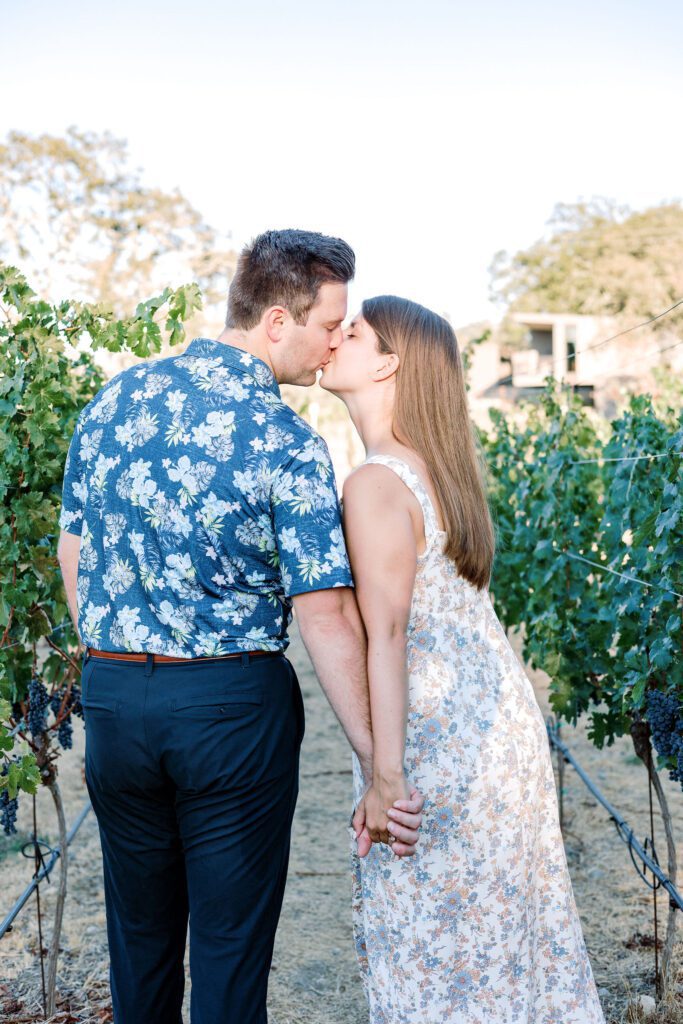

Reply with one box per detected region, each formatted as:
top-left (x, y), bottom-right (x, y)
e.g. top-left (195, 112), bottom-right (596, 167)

top-left (241, 652), bottom-right (249, 669)
top-left (144, 653), bottom-right (154, 677)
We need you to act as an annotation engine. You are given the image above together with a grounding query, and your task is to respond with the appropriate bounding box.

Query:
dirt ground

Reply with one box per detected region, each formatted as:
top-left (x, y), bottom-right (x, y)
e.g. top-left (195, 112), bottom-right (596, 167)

top-left (1, 627), bottom-right (682, 1023)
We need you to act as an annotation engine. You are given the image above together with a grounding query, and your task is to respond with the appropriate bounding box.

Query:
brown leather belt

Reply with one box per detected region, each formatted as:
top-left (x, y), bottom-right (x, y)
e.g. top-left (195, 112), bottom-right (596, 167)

top-left (86, 647), bottom-right (275, 665)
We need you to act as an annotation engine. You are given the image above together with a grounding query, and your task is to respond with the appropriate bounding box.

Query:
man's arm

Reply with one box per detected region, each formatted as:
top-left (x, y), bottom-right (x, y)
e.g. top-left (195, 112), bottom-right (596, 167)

top-left (292, 586), bottom-right (373, 781)
top-left (293, 585), bottom-right (424, 858)
top-left (57, 531), bottom-right (81, 641)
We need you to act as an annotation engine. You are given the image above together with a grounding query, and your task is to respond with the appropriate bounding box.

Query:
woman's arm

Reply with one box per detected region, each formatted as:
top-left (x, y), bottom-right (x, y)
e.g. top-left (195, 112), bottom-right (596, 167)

top-left (342, 464), bottom-right (418, 843)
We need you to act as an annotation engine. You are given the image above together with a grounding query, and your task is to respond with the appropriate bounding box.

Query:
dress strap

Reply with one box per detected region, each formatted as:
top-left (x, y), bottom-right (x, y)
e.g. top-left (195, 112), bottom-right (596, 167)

top-left (362, 455), bottom-right (441, 541)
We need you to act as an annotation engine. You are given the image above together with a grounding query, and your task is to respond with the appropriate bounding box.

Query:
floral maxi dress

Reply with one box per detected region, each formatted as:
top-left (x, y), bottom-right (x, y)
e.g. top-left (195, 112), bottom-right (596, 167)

top-left (350, 455), bottom-right (605, 1024)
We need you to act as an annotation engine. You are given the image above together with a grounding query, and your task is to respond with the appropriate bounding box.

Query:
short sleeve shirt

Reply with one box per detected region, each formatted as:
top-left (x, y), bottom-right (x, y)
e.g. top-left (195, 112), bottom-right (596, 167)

top-left (59, 338), bottom-right (353, 657)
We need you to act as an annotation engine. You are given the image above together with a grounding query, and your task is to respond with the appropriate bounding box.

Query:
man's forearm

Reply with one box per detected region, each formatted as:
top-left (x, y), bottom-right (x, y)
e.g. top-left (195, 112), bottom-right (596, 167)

top-left (57, 532), bottom-right (81, 642)
top-left (297, 604), bottom-right (373, 779)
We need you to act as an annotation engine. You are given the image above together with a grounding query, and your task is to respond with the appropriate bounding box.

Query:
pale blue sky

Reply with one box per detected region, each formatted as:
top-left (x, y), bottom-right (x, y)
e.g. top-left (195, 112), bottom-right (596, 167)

top-left (3, 0), bottom-right (682, 325)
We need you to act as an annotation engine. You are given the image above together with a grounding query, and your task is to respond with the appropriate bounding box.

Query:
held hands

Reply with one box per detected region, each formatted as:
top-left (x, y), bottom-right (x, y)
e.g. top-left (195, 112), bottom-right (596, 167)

top-left (352, 776), bottom-right (425, 858)
top-left (365, 771), bottom-right (410, 845)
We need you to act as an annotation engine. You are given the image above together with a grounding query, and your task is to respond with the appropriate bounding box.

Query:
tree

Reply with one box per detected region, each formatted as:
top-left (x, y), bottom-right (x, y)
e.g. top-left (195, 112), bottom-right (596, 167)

top-left (490, 199), bottom-right (683, 333)
top-left (0, 128), bottom-right (236, 317)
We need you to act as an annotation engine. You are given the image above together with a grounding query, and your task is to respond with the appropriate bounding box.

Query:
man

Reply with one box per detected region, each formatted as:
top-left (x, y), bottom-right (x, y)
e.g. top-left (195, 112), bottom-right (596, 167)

top-left (57, 229), bottom-right (422, 1024)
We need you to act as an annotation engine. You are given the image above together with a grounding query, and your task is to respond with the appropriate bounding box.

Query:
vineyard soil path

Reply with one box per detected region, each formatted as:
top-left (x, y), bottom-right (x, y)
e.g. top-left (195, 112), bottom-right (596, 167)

top-left (1, 627), bottom-right (682, 1023)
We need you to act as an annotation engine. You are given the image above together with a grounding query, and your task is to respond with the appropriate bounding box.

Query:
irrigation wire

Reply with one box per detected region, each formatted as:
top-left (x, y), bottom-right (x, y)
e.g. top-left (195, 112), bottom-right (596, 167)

top-left (0, 799), bottom-right (92, 941)
top-left (546, 719), bottom-right (683, 913)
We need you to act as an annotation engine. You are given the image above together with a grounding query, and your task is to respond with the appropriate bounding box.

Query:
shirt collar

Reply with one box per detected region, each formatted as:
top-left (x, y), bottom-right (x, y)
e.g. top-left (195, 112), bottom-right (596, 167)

top-left (185, 338), bottom-right (281, 397)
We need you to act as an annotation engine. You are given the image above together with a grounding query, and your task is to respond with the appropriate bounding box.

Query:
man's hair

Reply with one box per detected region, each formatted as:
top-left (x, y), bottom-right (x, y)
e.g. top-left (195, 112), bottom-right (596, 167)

top-left (225, 229), bottom-right (355, 329)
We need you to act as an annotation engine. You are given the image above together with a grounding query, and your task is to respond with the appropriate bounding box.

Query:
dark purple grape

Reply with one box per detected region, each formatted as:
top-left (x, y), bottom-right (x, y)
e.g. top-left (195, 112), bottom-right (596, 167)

top-left (57, 718), bottom-right (73, 750)
top-left (645, 690), bottom-right (683, 787)
top-left (0, 764), bottom-right (18, 836)
top-left (27, 678), bottom-right (50, 737)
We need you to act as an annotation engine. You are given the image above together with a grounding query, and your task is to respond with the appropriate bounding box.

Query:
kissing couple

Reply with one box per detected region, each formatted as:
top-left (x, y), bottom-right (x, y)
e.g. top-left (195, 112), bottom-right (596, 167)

top-left (58, 229), bottom-right (605, 1022)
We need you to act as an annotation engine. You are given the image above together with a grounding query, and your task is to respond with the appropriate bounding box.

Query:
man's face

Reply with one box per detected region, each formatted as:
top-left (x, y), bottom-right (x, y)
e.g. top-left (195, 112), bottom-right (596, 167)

top-left (274, 282), bottom-right (348, 386)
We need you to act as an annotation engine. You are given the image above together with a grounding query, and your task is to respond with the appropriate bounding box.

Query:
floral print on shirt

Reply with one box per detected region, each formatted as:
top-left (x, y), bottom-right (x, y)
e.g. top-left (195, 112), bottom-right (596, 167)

top-left (59, 338), bottom-right (353, 656)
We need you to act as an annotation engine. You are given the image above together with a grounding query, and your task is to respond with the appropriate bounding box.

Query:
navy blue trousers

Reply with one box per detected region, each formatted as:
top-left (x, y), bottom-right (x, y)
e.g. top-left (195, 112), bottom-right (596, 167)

top-left (81, 650), bottom-right (304, 1024)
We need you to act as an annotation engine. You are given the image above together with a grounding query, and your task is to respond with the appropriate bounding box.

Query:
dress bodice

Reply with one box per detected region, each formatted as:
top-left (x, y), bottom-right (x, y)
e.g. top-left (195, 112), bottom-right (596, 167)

top-left (361, 454), bottom-right (443, 551)
top-left (360, 454), bottom-right (486, 617)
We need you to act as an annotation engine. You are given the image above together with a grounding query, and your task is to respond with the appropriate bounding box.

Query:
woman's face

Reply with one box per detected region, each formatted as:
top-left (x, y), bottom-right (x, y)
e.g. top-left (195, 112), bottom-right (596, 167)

top-left (318, 313), bottom-right (382, 396)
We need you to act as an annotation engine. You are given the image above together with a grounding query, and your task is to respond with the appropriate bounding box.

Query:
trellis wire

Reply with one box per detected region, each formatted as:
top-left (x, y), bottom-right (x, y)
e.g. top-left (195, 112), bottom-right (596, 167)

top-left (493, 297), bottom-right (683, 387)
top-left (2, 620), bottom-right (76, 740)
top-left (591, 337), bottom-right (683, 380)
top-left (494, 522), bottom-right (682, 603)
top-left (567, 451), bottom-right (677, 465)
top-left (574, 297), bottom-right (683, 355)
top-left (0, 619), bottom-right (72, 654)
top-left (562, 551), bottom-right (683, 600)
top-left (493, 433), bottom-right (682, 601)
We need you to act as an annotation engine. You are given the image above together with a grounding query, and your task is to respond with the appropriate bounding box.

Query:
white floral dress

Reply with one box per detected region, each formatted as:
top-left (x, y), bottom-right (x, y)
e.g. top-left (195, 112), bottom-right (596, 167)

top-left (350, 455), bottom-right (605, 1024)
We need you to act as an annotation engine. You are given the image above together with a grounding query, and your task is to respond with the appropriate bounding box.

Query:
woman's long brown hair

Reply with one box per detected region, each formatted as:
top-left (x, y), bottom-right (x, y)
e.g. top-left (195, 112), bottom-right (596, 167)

top-left (362, 295), bottom-right (494, 590)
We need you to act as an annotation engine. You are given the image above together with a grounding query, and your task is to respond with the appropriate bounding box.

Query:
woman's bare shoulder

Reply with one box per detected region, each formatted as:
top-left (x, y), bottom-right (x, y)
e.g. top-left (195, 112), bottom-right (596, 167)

top-left (342, 461), bottom-right (409, 506)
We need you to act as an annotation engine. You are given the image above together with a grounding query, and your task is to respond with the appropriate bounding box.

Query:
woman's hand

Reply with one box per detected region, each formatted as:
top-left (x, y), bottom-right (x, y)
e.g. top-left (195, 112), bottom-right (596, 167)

top-left (386, 790), bottom-right (425, 850)
top-left (353, 784), bottom-right (425, 857)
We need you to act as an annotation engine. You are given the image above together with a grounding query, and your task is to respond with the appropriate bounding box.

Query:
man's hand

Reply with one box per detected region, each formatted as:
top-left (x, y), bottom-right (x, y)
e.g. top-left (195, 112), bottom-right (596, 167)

top-left (353, 785), bottom-right (425, 859)
top-left (364, 772), bottom-right (411, 845)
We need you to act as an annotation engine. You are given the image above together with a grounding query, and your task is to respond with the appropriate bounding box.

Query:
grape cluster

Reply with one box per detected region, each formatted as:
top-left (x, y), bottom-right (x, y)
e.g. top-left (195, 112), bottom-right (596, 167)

top-left (27, 678), bottom-right (50, 737)
top-left (645, 689), bottom-right (683, 785)
top-left (70, 686), bottom-right (84, 721)
top-left (1, 763), bottom-right (18, 836)
top-left (58, 718), bottom-right (74, 750)
top-left (48, 685), bottom-right (83, 749)
top-left (51, 684), bottom-right (84, 719)
top-left (27, 675), bottom-right (50, 741)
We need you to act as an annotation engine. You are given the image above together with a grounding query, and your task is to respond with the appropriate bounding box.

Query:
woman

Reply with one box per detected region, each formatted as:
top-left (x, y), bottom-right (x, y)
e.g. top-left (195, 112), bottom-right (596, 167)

top-left (319, 296), bottom-right (604, 1023)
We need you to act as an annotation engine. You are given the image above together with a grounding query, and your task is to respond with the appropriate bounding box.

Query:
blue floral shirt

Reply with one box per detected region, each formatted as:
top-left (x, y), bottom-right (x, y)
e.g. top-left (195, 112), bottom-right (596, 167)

top-left (59, 338), bottom-right (353, 657)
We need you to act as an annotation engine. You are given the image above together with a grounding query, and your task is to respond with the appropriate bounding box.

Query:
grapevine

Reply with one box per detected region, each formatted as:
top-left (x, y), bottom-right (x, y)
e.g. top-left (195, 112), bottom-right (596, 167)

top-left (481, 381), bottom-right (683, 993)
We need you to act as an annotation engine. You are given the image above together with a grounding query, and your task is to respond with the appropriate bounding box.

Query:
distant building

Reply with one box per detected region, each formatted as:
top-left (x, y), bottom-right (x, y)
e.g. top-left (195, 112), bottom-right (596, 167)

top-left (471, 311), bottom-right (682, 418)
top-left (505, 311), bottom-right (607, 406)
